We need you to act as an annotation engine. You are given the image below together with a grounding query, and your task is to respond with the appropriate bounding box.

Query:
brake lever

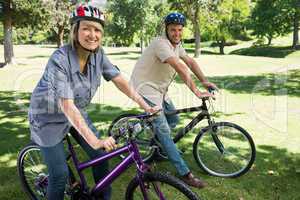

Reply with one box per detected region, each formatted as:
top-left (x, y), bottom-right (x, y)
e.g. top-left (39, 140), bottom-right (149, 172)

top-left (208, 87), bottom-right (216, 95)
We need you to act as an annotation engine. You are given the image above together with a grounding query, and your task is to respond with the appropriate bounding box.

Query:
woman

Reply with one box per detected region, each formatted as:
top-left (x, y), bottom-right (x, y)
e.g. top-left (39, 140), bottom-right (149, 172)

top-left (28, 3), bottom-right (158, 200)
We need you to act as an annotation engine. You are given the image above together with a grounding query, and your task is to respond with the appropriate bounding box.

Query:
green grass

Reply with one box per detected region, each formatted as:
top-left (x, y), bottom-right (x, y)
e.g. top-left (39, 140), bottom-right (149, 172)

top-left (0, 39), bottom-right (300, 199)
top-left (230, 46), bottom-right (298, 58)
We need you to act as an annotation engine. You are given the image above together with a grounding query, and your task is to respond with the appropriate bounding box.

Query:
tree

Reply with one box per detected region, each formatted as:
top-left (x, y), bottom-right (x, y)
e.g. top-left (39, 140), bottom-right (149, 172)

top-left (107, 0), bottom-right (146, 46)
top-left (138, 0), bottom-right (170, 52)
top-left (107, 0), bottom-right (167, 51)
top-left (169, 0), bottom-right (203, 57)
top-left (42, 0), bottom-right (73, 48)
top-left (250, 0), bottom-right (291, 45)
top-left (284, 0), bottom-right (300, 48)
top-left (2, 0), bottom-right (14, 65)
top-left (204, 0), bottom-right (250, 54)
top-left (1, 0), bottom-right (49, 66)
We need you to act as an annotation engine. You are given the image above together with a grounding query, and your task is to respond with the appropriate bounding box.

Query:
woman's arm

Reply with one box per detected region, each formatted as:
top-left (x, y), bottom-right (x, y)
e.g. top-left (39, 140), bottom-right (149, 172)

top-left (59, 98), bottom-right (116, 151)
top-left (111, 74), bottom-right (159, 112)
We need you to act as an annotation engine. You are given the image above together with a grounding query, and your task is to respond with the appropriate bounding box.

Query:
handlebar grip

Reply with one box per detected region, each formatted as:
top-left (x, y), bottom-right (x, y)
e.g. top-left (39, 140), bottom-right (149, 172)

top-left (208, 87), bottom-right (215, 93)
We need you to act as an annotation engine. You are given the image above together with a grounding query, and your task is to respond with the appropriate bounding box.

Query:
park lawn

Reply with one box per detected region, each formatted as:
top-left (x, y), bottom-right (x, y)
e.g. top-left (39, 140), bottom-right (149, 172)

top-left (0, 40), bottom-right (300, 199)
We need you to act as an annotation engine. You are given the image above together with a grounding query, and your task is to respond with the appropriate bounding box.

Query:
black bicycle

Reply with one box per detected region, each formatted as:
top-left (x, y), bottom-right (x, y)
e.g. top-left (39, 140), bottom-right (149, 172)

top-left (108, 93), bottom-right (256, 178)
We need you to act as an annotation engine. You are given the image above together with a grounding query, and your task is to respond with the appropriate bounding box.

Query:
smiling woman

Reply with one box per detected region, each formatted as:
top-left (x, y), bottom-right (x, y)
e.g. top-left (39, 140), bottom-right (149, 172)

top-left (26, 2), bottom-right (159, 200)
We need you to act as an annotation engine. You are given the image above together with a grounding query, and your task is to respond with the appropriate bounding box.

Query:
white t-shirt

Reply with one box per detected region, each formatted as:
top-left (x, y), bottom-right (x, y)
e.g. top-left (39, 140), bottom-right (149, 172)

top-left (130, 35), bottom-right (187, 106)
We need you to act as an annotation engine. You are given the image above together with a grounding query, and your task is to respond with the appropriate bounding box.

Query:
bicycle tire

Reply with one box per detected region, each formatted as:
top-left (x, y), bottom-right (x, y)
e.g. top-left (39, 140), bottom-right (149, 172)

top-left (125, 172), bottom-right (200, 200)
top-left (17, 143), bottom-right (75, 200)
top-left (108, 113), bottom-right (156, 163)
top-left (193, 122), bottom-right (256, 178)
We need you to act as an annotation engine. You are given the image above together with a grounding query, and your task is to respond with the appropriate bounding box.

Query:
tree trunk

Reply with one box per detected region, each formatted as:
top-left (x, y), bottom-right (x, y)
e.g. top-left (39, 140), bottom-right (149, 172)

top-left (193, 5), bottom-right (201, 58)
top-left (267, 36), bottom-right (272, 45)
top-left (218, 39), bottom-right (225, 55)
top-left (292, 11), bottom-right (299, 49)
top-left (140, 36), bottom-right (144, 53)
top-left (3, 0), bottom-right (14, 65)
top-left (57, 26), bottom-right (64, 48)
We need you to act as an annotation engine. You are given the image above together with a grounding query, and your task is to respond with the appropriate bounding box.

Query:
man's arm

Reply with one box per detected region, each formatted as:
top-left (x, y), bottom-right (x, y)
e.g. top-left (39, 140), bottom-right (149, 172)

top-left (165, 57), bottom-right (212, 98)
top-left (181, 55), bottom-right (218, 90)
top-left (111, 74), bottom-right (159, 112)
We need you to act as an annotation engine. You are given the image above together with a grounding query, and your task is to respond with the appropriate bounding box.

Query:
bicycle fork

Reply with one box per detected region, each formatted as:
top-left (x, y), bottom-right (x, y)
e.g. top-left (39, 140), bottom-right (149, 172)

top-left (138, 176), bottom-right (167, 200)
top-left (209, 120), bottom-right (225, 154)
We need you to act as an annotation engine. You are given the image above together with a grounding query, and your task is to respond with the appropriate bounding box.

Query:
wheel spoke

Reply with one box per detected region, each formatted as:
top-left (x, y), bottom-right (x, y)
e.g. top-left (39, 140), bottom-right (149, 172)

top-left (194, 122), bottom-right (255, 177)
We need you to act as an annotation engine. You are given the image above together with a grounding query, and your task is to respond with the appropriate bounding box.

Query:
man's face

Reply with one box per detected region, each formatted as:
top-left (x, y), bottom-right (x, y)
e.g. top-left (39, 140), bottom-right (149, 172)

top-left (166, 24), bottom-right (183, 45)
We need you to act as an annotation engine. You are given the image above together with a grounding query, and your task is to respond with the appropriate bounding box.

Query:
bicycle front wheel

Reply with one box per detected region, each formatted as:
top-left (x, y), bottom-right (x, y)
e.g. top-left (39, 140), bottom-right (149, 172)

top-left (193, 122), bottom-right (256, 178)
top-left (108, 113), bottom-right (156, 162)
top-left (17, 143), bottom-right (75, 200)
top-left (125, 172), bottom-right (200, 200)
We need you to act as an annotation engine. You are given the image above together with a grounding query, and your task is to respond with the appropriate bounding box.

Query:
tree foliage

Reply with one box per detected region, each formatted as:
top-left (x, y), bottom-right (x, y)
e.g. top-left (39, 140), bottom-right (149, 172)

top-left (42, 0), bottom-right (74, 47)
top-left (203, 0), bottom-right (250, 54)
top-left (250, 0), bottom-right (292, 45)
top-left (107, 0), bottom-right (147, 46)
top-left (169, 0), bottom-right (210, 57)
top-left (107, 0), bottom-right (168, 48)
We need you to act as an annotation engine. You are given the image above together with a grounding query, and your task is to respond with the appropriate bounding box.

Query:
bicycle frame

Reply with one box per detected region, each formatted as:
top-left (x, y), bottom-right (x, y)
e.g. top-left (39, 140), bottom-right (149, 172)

top-left (163, 99), bottom-right (225, 154)
top-left (65, 133), bottom-right (151, 197)
top-left (165, 99), bottom-right (212, 144)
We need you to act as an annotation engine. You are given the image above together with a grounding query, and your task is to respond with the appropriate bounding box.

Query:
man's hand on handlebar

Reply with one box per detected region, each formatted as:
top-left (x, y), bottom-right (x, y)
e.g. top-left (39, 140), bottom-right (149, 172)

top-left (202, 81), bottom-right (218, 92)
top-left (195, 91), bottom-right (215, 100)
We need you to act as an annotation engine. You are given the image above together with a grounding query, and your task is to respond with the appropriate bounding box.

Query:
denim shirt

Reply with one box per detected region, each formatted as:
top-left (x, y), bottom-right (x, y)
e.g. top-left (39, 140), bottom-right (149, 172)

top-left (28, 44), bottom-right (120, 147)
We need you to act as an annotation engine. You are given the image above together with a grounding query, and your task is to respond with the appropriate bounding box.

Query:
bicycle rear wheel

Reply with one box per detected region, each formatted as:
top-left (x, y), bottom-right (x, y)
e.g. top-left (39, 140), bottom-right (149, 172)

top-left (125, 172), bottom-right (200, 200)
top-left (108, 113), bottom-right (156, 162)
top-left (193, 122), bottom-right (256, 178)
top-left (17, 143), bottom-right (75, 200)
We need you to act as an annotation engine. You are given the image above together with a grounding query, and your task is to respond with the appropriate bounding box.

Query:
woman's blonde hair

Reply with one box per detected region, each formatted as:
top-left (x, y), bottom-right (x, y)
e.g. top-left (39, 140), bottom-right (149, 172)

top-left (69, 20), bottom-right (104, 49)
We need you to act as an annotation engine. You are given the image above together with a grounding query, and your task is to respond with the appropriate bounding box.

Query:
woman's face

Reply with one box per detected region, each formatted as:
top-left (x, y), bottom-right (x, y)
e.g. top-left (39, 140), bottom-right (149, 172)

top-left (77, 20), bottom-right (102, 51)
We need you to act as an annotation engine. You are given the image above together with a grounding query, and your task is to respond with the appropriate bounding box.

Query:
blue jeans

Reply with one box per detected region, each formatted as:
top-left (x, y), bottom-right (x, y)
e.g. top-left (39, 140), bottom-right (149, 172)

top-left (144, 97), bottom-right (190, 176)
top-left (40, 127), bottom-right (111, 200)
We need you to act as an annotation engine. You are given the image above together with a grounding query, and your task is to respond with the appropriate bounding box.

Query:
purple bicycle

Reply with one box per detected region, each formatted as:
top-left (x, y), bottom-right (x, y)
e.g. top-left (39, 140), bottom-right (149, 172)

top-left (17, 112), bottom-right (200, 200)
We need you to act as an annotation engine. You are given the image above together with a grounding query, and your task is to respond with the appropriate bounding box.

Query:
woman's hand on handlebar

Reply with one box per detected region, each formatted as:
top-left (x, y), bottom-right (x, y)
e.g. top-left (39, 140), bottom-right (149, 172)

top-left (144, 105), bottom-right (161, 115)
top-left (97, 137), bottom-right (117, 152)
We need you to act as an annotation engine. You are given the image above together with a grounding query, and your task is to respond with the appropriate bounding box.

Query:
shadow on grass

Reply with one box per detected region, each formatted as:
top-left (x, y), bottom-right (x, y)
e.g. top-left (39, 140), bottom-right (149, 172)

top-left (0, 90), bottom-right (135, 155)
top-left (230, 45), bottom-right (298, 58)
top-left (116, 56), bottom-right (140, 61)
top-left (153, 135), bottom-right (300, 199)
top-left (106, 50), bottom-right (141, 56)
top-left (0, 90), bottom-right (135, 199)
top-left (26, 55), bottom-right (49, 59)
top-left (185, 48), bottom-right (221, 55)
top-left (40, 45), bottom-right (58, 49)
top-left (0, 62), bottom-right (6, 68)
top-left (175, 69), bottom-right (300, 97)
top-left (1, 90), bottom-right (300, 199)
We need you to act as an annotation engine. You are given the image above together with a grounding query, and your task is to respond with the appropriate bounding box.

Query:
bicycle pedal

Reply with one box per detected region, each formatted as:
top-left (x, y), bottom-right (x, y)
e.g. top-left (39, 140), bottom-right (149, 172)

top-left (70, 181), bottom-right (81, 190)
top-left (178, 149), bottom-right (185, 155)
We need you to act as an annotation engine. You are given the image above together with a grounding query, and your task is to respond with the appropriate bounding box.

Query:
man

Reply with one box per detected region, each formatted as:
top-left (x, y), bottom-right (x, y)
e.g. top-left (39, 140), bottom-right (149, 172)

top-left (130, 12), bottom-right (218, 189)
